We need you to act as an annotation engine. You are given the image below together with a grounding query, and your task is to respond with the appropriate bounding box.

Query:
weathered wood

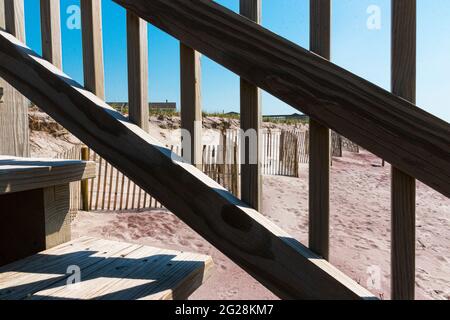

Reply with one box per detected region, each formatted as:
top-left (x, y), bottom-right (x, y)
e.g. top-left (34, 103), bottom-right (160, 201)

top-left (0, 0), bottom-right (29, 157)
top-left (113, 0), bottom-right (450, 197)
top-left (240, 0), bottom-right (262, 211)
top-left (107, 162), bottom-right (114, 210)
top-left (94, 157), bottom-right (102, 210)
top-left (0, 156), bottom-right (96, 194)
top-left (81, 0), bottom-right (105, 98)
top-left (180, 44), bottom-right (202, 168)
top-left (308, 0), bottom-right (331, 260)
top-left (88, 152), bottom-right (97, 210)
top-left (113, 167), bottom-right (120, 210)
top-left (0, 237), bottom-right (213, 300)
top-left (40, 0), bottom-right (62, 69)
top-left (127, 11), bottom-right (149, 132)
top-left (81, 146), bottom-right (90, 210)
top-left (101, 161), bottom-right (108, 209)
top-left (43, 184), bottom-right (71, 249)
top-left (391, 0), bottom-right (416, 300)
top-left (3, 0), bottom-right (25, 41)
top-left (0, 31), bottom-right (376, 300)
top-left (119, 170), bottom-right (125, 210)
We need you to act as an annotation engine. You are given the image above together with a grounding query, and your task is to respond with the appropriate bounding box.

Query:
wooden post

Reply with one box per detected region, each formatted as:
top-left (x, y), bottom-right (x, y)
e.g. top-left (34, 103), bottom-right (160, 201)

top-left (40, 0), bottom-right (62, 69)
top-left (81, 0), bottom-right (105, 99)
top-left (127, 11), bottom-right (149, 132)
top-left (240, 0), bottom-right (262, 211)
top-left (81, 146), bottom-right (90, 211)
top-left (309, 0), bottom-right (331, 260)
top-left (0, 0), bottom-right (29, 157)
top-left (180, 44), bottom-right (202, 168)
top-left (391, 0), bottom-right (416, 300)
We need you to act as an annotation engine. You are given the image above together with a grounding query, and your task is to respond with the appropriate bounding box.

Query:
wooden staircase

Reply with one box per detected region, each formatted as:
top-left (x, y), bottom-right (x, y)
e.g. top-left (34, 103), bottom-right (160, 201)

top-left (0, 0), bottom-right (448, 300)
top-left (0, 237), bottom-right (213, 300)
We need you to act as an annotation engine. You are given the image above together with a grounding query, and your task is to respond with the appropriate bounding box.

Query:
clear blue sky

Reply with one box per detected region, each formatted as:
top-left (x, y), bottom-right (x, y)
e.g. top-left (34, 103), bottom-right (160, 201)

top-left (23, 0), bottom-right (449, 122)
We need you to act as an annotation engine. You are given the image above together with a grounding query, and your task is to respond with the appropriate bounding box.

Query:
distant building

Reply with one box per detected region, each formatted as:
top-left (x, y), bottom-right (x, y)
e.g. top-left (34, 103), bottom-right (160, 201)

top-left (262, 113), bottom-right (309, 121)
top-left (149, 100), bottom-right (176, 111)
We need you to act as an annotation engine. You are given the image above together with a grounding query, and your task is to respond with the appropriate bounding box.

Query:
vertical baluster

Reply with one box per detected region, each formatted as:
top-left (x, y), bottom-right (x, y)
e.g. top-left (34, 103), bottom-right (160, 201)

top-left (391, 0), bottom-right (416, 300)
top-left (240, 0), bottom-right (262, 211)
top-left (180, 44), bottom-right (203, 169)
top-left (127, 11), bottom-right (149, 132)
top-left (309, 0), bottom-right (331, 260)
top-left (81, 0), bottom-right (105, 99)
top-left (40, 0), bottom-right (62, 69)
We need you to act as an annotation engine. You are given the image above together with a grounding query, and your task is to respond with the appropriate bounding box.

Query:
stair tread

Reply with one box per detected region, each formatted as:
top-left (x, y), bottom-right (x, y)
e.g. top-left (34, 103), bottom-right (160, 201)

top-left (0, 237), bottom-right (213, 300)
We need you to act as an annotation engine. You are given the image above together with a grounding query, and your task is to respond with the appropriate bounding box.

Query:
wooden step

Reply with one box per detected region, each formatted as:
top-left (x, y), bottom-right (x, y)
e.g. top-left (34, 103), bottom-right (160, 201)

top-left (0, 156), bottom-right (96, 195)
top-left (0, 237), bottom-right (213, 300)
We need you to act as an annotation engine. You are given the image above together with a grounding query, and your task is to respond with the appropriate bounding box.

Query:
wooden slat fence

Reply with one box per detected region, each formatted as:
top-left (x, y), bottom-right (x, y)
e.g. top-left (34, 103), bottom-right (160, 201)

top-left (57, 129), bottom-right (358, 213)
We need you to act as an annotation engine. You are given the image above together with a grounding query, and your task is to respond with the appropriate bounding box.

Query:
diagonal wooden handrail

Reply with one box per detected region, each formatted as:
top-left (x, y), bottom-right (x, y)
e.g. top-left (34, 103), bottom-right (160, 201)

top-left (0, 30), bottom-right (376, 300)
top-left (114, 0), bottom-right (450, 198)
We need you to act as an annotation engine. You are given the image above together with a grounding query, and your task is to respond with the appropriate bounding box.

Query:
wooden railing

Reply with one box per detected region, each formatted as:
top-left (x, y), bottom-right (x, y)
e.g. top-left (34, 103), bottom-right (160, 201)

top-left (113, 0), bottom-right (449, 300)
top-left (0, 0), bottom-right (449, 300)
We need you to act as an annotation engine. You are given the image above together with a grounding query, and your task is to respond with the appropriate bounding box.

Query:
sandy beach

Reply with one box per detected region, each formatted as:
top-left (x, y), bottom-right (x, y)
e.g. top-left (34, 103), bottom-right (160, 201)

top-left (72, 150), bottom-right (450, 300)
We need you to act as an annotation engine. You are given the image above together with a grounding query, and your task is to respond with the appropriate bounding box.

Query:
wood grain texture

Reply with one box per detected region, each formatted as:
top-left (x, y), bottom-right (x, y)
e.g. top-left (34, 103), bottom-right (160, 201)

top-left (180, 43), bottom-right (202, 168)
top-left (0, 237), bottom-right (213, 300)
top-left (81, 146), bottom-right (90, 210)
top-left (81, 0), bottom-right (105, 98)
top-left (308, 0), bottom-right (331, 260)
top-left (0, 156), bottom-right (96, 194)
top-left (40, 0), bottom-right (62, 69)
top-left (127, 11), bottom-right (149, 132)
top-left (3, 0), bottom-right (25, 42)
top-left (113, 0), bottom-right (450, 198)
top-left (43, 184), bottom-right (71, 249)
top-left (0, 0), bottom-right (29, 157)
top-left (0, 31), bottom-right (376, 299)
top-left (391, 0), bottom-right (416, 300)
top-left (240, 0), bottom-right (262, 211)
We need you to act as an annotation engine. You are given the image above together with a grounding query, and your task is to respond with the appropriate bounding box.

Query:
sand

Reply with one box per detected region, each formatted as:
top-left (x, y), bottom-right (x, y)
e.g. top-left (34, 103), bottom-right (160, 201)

top-left (72, 150), bottom-right (450, 300)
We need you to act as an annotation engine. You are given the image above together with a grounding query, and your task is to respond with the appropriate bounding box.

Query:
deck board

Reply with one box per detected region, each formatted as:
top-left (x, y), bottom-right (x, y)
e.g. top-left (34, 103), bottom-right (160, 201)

top-left (0, 156), bottom-right (96, 195)
top-left (0, 237), bottom-right (213, 300)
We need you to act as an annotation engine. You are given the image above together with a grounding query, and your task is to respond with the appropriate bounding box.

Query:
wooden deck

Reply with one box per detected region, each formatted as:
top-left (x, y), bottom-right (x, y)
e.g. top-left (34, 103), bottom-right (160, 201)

top-left (0, 237), bottom-right (213, 300)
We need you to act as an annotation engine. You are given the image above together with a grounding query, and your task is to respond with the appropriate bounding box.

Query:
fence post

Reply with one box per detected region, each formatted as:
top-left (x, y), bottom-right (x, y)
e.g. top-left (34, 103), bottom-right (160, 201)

top-left (81, 146), bottom-right (90, 211)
